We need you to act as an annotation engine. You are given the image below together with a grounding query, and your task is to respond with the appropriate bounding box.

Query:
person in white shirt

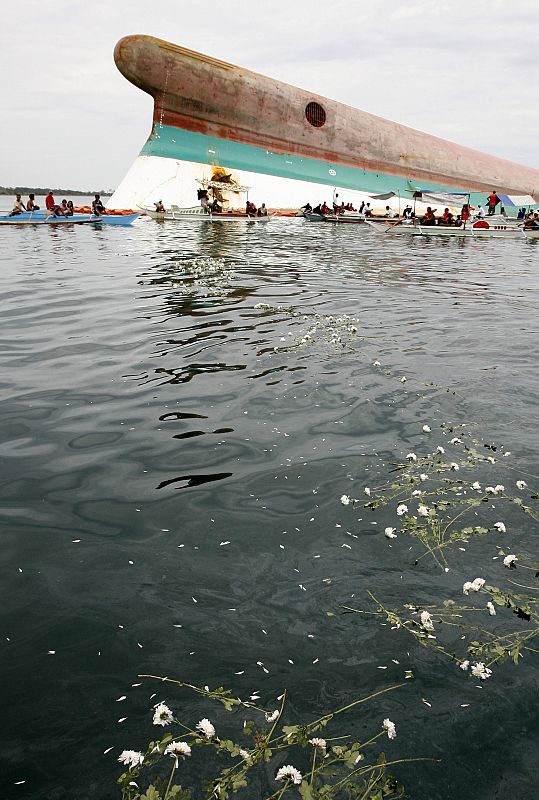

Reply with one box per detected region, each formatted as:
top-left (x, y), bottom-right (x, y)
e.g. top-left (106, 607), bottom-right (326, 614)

top-left (363, 202), bottom-right (372, 217)
top-left (385, 205), bottom-right (396, 218)
top-left (475, 205), bottom-right (486, 219)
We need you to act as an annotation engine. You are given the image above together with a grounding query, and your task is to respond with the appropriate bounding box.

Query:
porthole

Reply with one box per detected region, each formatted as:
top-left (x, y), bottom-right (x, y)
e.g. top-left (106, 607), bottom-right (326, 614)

top-left (305, 102), bottom-right (326, 128)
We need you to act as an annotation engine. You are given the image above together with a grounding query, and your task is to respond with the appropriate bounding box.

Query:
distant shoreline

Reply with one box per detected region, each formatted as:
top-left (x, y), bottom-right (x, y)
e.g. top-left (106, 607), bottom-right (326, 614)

top-left (0, 187), bottom-right (111, 197)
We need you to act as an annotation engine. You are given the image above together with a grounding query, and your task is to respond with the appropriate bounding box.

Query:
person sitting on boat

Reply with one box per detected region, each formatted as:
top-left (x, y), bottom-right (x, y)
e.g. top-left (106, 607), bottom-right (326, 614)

top-left (45, 191), bottom-right (55, 211)
top-left (421, 206), bottom-right (437, 225)
top-left (320, 201), bottom-right (331, 215)
top-left (454, 214), bottom-right (463, 227)
top-left (300, 202), bottom-right (312, 212)
top-left (487, 191), bottom-right (501, 216)
top-left (9, 194), bottom-right (27, 215)
top-left (257, 203), bottom-right (268, 217)
top-left (385, 205), bottom-right (396, 219)
top-left (524, 213), bottom-right (539, 229)
top-left (60, 200), bottom-right (70, 215)
top-left (154, 199), bottom-right (165, 212)
top-left (500, 206), bottom-right (508, 220)
top-left (211, 199), bottom-right (222, 212)
top-left (475, 204), bottom-right (486, 219)
top-left (65, 200), bottom-right (74, 216)
top-left (347, 203), bottom-right (357, 212)
top-left (363, 202), bottom-right (372, 217)
top-left (92, 194), bottom-right (105, 215)
top-left (26, 194), bottom-right (40, 211)
top-left (439, 207), bottom-right (454, 225)
top-left (312, 203), bottom-right (322, 214)
top-left (246, 200), bottom-right (257, 216)
top-left (336, 202), bottom-right (345, 215)
top-left (402, 205), bottom-right (414, 220)
top-left (517, 207), bottom-right (526, 220)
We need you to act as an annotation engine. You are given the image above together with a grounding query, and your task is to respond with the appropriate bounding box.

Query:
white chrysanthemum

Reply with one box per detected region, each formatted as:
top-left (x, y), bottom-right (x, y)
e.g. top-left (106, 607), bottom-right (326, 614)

top-left (382, 718), bottom-right (397, 739)
top-left (118, 750), bottom-right (144, 769)
top-left (265, 709), bottom-right (279, 723)
top-left (196, 718), bottom-right (216, 739)
top-left (276, 765), bottom-right (302, 784)
top-left (412, 489), bottom-right (422, 497)
top-left (459, 660), bottom-right (470, 671)
top-left (396, 504), bottom-right (408, 516)
top-left (153, 703), bottom-right (174, 726)
top-left (471, 662), bottom-right (492, 680)
top-left (463, 581), bottom-right (473, 595)
top-left (503, 554), bottom-right (517, 568)
top-left (471, 577), bottom-right (485, 592)
top-left (417, 504), bottom-right (430, 517)
top-left (372, 360), bottom-right (381, 367)
top-left (487, 601), bottom-right (496, 616)
top-left (364, 487), bottom-right (371, 496)
top-left (516, 480), bottom-right (527, 490)
top-left (450, 462), bottom-right (459, 471)
top-left (436, 446), bottom-right (445, 454)
top-left (420, 473), bottom-right (428, 482)
top-left (406, 453), bottom-right (417, 462)
top-left (485, 486), bottom-right (495, 494)
top-left (309, 737), bottom-right (327, 750)
top-left (450, 437), bottom-right (462, 445)
top-left (494, 522), bottom-right (506, 533)
top-left (385, 527), bottom-right (397, 539)
top-left (494, 484), bottom-right (505, 494)
top-left (472, 481), bottom-right (481, 491)
top-left (422, 425), bottom-right (431, 433)
top-left (164, 741), bottom-right (192, 760)
top-left (340, 494), bottom-right (351, 506)
top-left (420, 610), bottom-right (434, 631)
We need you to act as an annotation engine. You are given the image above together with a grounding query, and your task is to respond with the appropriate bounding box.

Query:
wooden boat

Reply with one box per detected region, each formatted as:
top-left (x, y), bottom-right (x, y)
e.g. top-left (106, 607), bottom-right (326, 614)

top-left (373, 216), bottom-right (526, 239)
top-left (143, 205), bottom-right (271, 222)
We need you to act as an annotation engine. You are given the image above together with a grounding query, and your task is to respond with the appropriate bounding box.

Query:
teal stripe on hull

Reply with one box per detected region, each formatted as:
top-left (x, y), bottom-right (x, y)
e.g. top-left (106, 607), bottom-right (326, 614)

top-left (141, 124), bottom-right (490, 207)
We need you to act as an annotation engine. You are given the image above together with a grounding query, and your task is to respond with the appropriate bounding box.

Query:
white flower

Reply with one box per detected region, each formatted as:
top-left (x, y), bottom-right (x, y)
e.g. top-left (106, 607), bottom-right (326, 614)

top-left (239, 749), bottom-right (251, 761)
top-left (471, 577), bottom-right (485, 591)
top-left (487, 601), bottom-right (496, 616)
top-left (153, 703), bottom-right (174, 726)
top-left (412, 489), bottom-right (422, 497)
top-left (450, 462), bottom-right (460, 471)
top-left (503, 554), bottom-right (517, 568)
top-left (459, 660), bottom-right (470, 671)
top-left (450, 437), bottom-right (462, 444)
top-left (396, 504), bottom-right (408, 516)
top-left (420, 610), bottom-right (434, 631)
top-left (355, 753), bottom-right (365, 763)
top-left (340, 494), bottom-right (351, 506)
top-left (472, 481), bottom-right (481, 491)
top-left (420, 473), bottom-right (428, 482)
top-left (436, 446), bottom-right (445, 454)
top-left (276, 765), bottom-right (302, 785)
top-left (118, 751), bottom-right (144, 769)
top-left (309, 737), bottom-right (327, 750)
top-left (485, 486), bottom-right (495, 494)
top-left (494, 484), bottom-right (505, 494)
top-left (382, 718), bottom-right (397, 739)
top-left (372, 360), bottom-right (381, 367)
top-left (196, 718), bottom-right (216, 739)
top-left (406, 453), bottom-right (417, 462)
top-left (401, 376), bottom-right (406, 383)
top-left (471, 662), bottom-right (492, 680)
top-left (364, 487), bottom-right (371, 496)
top-left (417, 504), bottom-right (430, 517)
top-left (463, 581), bottom-right (473, 595)
top-left (486, 456), bottom-right (496, 464)
top-left (265, 709), bottom-right (279, 723)
top-left (494, 522), bottom-right (506, 533)
top-left (164, 741), bottom-right (192, 760)
top-left (384, 527), bottom-right (397, 539)
top-left (516, 480), bottom-right (527, 490)
top-left (422, 425), bottom-right (431, 433)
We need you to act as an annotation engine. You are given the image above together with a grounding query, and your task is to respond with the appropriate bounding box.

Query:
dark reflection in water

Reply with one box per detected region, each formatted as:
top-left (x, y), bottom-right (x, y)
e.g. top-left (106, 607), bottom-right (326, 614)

top-left (0, 219), bottom-right (538, 799)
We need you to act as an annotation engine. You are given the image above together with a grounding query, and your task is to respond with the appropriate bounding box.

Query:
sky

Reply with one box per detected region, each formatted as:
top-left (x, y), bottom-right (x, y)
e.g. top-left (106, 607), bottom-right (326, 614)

top-left (2, 0), bottom-right (538, 191)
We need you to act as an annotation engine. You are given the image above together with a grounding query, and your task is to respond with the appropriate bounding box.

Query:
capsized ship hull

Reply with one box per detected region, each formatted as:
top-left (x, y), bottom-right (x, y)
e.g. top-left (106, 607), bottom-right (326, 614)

top-left (109, 34), bottom-right (539, 211)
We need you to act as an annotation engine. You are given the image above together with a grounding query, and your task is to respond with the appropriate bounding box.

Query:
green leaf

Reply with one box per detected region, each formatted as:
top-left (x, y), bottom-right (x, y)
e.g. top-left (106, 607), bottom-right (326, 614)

top-left (140, 787), bottom-right (162, 800)
top-left (299, 781), bottom-right (315, 800)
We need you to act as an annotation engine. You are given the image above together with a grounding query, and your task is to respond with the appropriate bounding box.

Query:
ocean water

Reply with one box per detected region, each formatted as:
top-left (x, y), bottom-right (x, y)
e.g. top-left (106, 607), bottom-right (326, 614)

top-left (1, 217), bottom-right (538, 800)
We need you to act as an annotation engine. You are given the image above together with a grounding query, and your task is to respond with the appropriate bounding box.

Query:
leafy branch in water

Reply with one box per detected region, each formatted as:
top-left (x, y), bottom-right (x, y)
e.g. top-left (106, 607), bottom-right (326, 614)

top-left (117, 679), bottom-right (435, 800)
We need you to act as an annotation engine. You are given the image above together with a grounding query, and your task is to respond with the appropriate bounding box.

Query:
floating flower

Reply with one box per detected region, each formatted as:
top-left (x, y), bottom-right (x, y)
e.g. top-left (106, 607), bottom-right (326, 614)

top-left (340, 495), bottom-right (351, 506)
top-left (436, 446), bottom-right (445, 454)
top-left (494, 522), bottom-right (506, 533)
top-left (422, 425), bottom-right (431, 433)
top-left (471, 577), bottom-right (485, 591)
top-left (164, 741), bottom-right (192, 760)
top-left (487, 601), bottom-right (496, 616)
top-left (401, 376), bottom-right (406, 383)
top-left (450, 462), bottom-right (460, 471)
top-left (485, 486), bottom-right (498, 495)
top-left (486, 456), bottom-right (496, 464)
top-left (364, 487), bottom-right (371, 496)
top-left (420, 474), bottom-right (428, 482)
top-left (450, 437), bottom-right (462, 445)
top-left (417, 504), bottom-right (430, 517)
top-left (412, 489), bottom-right (422, 497)
top-left (153, 703), bottom-right (174, 726)
top-left (196, 718), bottom-right (216, 739)
top-left (406, 453), bottom-right (417, 462)
top-left (309, 737), bottom-right (327, 751)
top-left (420, 610), bottom-right (434, 631)
top-left (503, 554), bottom-right (517, 568)
top-left (118, 751), bottom-right (144, 769)
top-left (265, 709), bottom-right (279, 723)
top-left (494, 484), bottom-right (505, 493)
top-left (276, 765), bottom-right (302, 784)
top-left (459, 660), bottom-right (470, 671)
top-left (382, 718), bottom-right (397, 739)
top-left (462, 581), bottom-right (473, 595)
top-left (396, 504), bottom-right (408, 516)
top-left (516, 480), bottom-right (527, 489)
top-left (372, 360), bottom-right (381, 367)
top-left (384, 527), bottom-right (397, 539)
top-left (471, 662), bottom-right (492, 680)
top-left (472, 481), bottom-right (481, 491)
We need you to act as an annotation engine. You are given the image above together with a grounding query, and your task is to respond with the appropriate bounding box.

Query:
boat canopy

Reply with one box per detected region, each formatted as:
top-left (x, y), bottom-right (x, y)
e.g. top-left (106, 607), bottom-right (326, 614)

top-left (196, 178), bottom-right (250, 193)
top-left (497, 193), bottom-right (536, 207)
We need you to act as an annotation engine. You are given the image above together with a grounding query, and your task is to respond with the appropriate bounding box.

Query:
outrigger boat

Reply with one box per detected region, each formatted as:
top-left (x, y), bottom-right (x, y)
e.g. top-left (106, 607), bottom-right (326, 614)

top-left (143, 174), bottom-right (271, 222)
top-left (373, 216), bottom-right (527, 239)
top-left (0, 210), bottom-right (102, 226)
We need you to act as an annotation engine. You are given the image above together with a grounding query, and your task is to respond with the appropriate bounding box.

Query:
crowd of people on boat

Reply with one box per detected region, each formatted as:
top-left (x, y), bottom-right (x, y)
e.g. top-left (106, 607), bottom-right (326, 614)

top-left (8, 192), bottom-right (106, 218)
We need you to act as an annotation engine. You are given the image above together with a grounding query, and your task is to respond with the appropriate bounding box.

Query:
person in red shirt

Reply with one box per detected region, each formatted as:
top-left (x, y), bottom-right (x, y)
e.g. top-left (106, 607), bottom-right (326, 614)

top-left (45, 191), bottom-right (55, 210)
top-left (421, 206), bottom-right (437, 226)
top-left (461, 204), bottom-right (470, 221)
top-left (487, 191), bottom-right (501, 216)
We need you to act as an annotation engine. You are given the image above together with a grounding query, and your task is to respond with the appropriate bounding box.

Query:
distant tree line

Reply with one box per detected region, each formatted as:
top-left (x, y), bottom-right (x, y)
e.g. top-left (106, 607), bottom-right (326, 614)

top-left (0, 186), bottom-right (111, 196)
